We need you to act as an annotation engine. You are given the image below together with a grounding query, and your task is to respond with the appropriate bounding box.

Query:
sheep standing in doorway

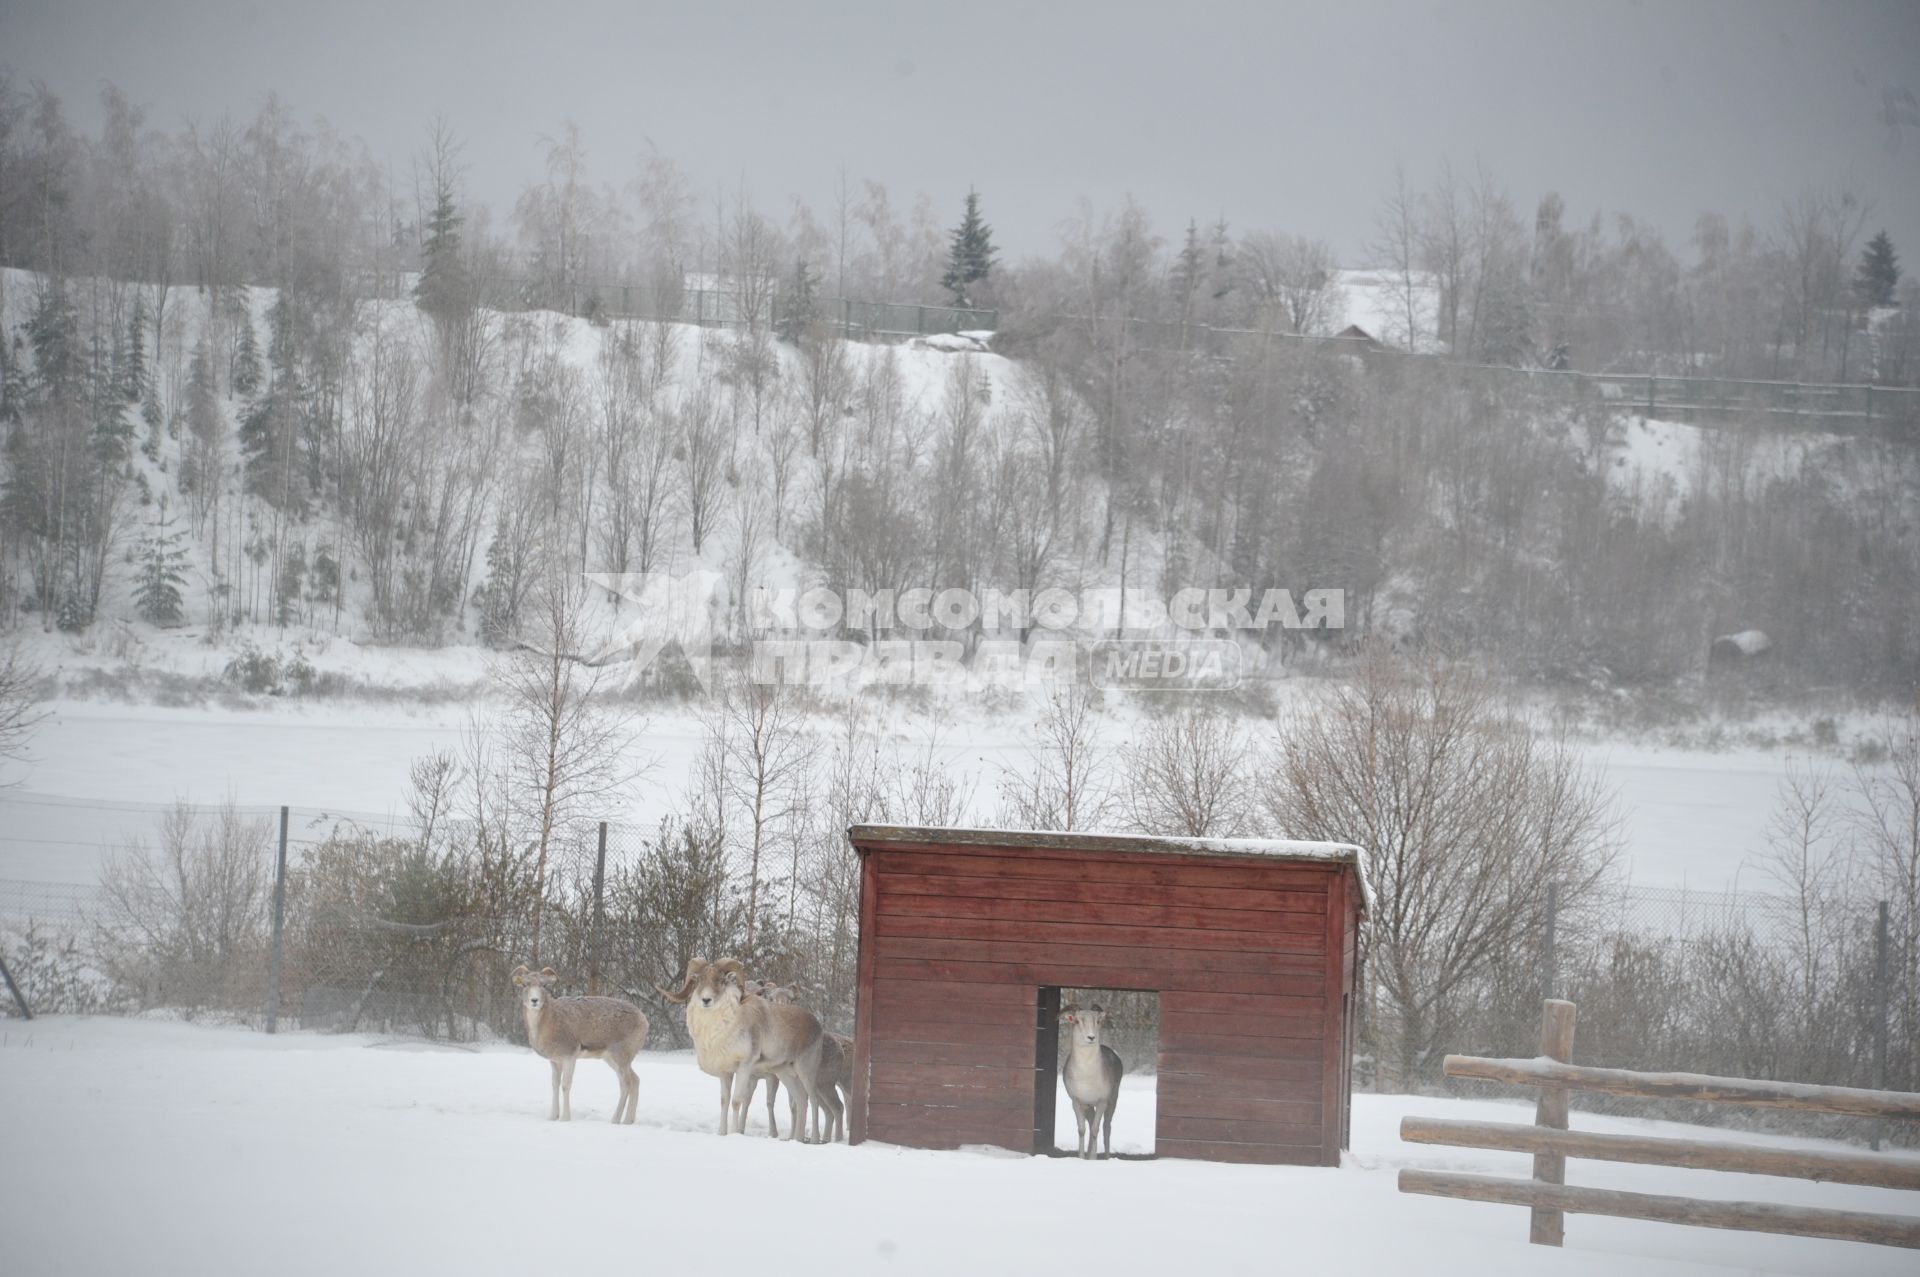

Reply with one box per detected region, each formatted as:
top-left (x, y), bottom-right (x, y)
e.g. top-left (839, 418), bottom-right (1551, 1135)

top-left (1060, 1002), bottom-right (1124, 1159)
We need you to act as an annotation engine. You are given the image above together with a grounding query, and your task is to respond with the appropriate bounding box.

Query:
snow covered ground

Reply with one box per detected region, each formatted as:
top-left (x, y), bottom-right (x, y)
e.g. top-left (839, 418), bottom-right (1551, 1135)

top-left (0, 691), bottom-right (1865, 895)
top-left (0, 1016), bottom-right (1912, 1276)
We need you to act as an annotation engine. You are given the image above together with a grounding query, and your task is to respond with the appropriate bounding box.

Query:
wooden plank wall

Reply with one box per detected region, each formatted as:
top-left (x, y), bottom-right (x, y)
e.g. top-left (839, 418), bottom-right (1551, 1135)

top-left (857, 840), bottom-right (1349, 1165)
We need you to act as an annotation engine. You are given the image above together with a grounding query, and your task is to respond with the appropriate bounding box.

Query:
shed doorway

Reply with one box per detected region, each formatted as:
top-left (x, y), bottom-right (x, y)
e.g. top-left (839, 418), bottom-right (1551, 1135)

top-left (1033, 986), bottom-right (1159, 1159)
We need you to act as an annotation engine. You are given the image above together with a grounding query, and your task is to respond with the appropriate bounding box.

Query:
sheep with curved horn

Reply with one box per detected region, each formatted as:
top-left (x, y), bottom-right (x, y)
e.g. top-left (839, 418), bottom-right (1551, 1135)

top-left (656, 956), bottom-right (828, 1139)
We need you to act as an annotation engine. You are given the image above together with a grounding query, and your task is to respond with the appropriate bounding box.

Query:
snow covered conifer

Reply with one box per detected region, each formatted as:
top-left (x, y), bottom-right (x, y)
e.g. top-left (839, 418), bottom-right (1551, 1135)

top-left (135, 513), bottom-right (189, 626)
top-left (940, 188), bottom-right (998, 307)
top-left (1856, 230), bottom-right (1900, 307)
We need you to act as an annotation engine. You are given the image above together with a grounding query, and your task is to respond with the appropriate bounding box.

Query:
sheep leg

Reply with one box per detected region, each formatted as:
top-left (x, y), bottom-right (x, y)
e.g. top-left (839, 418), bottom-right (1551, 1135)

top-left (1101, 1099), bottom-right (1114, 1159)
top-left (608, 1056), bottom-right (632, 1124)
top-left (796, 1061), bottom-right (840, 1143)
top-left (560, 1055), bottom-right (577, 1121)
top-left (717, 1072), bottom-right (735, 1136)
top-left (762, 1075), bottom-right (781, 1138)
top-left (548, 1058), bottom-right (562, 1121)
top-left (732, 1051), bottom-right (763, 1134)
top-left (1073, 1101), bottom-right (1089, 1158)
top-left (777, 1064), bottom-right (813, 1143)
top-left (784, 1072), bottom-right (807, 1143)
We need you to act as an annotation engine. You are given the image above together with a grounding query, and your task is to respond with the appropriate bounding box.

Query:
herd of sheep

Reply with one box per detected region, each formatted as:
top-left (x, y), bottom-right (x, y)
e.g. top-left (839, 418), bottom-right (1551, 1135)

top-left (509, 958), bottom-right (1126, 1156)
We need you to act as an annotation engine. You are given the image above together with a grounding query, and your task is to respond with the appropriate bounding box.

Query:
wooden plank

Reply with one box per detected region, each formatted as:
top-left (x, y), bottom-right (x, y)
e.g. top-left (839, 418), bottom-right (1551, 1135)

top-left (875, 871), bottom-right (1330, 915)
top-left (875, 935), bottom-right (1326, 979)
top-left (1532, 999), bottom-right (1578, 1245)
top-left (868, 847), bottom-right (1337, 893)
top-left (1159, 1054), bottom-right (1324, 1084)
top-left (1160, 1115), bottom-right (1323, 1145)
top-left (1161, 1030), bottom-right (1323, 1061)
top-left (1156, 1089), bottom-right (1322, 1123)
top-left (1443, 1056), bottom-right (1920, 1120)
top-left (871, 990), bottom-right (1036, 1027)
top-left (1321, 868), bottom-right (1345, 1167)
top-left (875, 889), bottom-right (1326, 936)
top-left (869, 1062), bottom-right (1031, 1091)
top-left (1159, 1007), bottom-right (1324, 1040)
top-left (1158, 1138), bottom-right (1327, 1166)
top-left (874, 956), bottom-right (1321, 997)
top-left (874, 912), bottom-right (1326, 956)
top-left (1400, 1118), bottom-right (1920, 1191)
top-left (870, 977), bottom-right (1035, 1007)
top-left (1398, 1169), bottom-right (1920, 1250)
top-left (869, 1038), bottom-right (1035, 1069)
top-left (1162, 990), bottom-right (1326, 1017)
top-left (868, 1079), bottom-right (1030, 1110)
top-left (851, 853), bottom-right (877, 1145)
top-left (873, 1016), bottom-right (1034, 1049)
top-left (865, 1102), bottom-right (1031, 1150)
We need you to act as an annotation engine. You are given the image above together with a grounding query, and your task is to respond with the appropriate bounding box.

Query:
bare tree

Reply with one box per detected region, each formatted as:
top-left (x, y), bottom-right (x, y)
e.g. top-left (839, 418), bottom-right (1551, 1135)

top-left (1759, 761), bottom-right (1849, 1022)
top-left (705, 671), bottom-right (810, 956)
top-left (1372, 163), bottom-right (1426, 349)
top-left (1121, 702), bottom-right (1253, 836)
top-left (1261, 645), bottom-right (1617, 1082)
top-left (996, 682), bottom-right (1115, 831)
top-left (0, 641), bottom-right (47, 782)
top-left (1238, 230), bottom-right (1341, 334)
top-left (491, 562), bottom-right (645, 959)
top-left (95, 801), bottom-right (274, 1013)
top-left (676, 386), bottom-right (727, 555)
top-left (1852, 711), bottom-right (1920, 1090)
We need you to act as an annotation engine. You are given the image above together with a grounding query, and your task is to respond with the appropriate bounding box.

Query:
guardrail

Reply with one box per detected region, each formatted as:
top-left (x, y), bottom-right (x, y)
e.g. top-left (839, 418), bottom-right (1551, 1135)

top-left (1398, 999), bottom-right (1920, 1250)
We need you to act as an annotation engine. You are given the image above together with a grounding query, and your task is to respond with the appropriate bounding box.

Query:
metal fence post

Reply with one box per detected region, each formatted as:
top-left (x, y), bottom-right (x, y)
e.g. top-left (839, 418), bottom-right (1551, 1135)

top-left (588, 821), bottom-right (609, 996)
top-left (266, 805), bottom-right (289, 1033)
top-left (1872, 899), bottom-right (1890, 1151)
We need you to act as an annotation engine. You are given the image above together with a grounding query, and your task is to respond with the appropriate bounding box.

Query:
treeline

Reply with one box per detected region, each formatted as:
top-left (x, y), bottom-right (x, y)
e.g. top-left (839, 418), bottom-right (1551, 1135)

top-left (1, 78), bottom-right (1917, 694)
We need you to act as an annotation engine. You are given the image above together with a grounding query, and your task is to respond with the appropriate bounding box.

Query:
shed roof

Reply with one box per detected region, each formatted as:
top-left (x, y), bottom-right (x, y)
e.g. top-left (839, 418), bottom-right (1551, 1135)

top-left (849, 824), bottom-right (1371, 914)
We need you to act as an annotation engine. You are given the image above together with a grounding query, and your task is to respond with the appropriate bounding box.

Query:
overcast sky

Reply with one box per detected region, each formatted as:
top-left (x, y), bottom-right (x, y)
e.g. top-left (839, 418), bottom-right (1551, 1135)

top-left (5, 0), bottom-right (1917, 267)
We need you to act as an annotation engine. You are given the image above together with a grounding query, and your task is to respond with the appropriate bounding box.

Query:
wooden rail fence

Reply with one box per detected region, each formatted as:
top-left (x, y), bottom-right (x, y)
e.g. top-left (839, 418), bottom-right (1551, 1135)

top-left (1398, 999), bottom-right (1920, 1251)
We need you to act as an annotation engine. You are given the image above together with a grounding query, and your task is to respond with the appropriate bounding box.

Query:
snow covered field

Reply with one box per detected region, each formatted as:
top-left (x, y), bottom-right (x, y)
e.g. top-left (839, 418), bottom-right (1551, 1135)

top-left (0, 690), bottom-right (1859, 896)
top-left (0, 1016), bottom-right (1913, 1276)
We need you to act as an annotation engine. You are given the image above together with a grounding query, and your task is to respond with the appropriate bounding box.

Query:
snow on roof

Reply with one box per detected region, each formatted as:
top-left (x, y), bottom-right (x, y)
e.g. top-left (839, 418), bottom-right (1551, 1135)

top-left (848, 824), bottom-right (1372, 913)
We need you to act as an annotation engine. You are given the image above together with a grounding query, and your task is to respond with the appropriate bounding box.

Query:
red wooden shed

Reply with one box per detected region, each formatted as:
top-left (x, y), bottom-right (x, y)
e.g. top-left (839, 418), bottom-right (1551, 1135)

top-left (846, 825), bottom-right (1370, 1165)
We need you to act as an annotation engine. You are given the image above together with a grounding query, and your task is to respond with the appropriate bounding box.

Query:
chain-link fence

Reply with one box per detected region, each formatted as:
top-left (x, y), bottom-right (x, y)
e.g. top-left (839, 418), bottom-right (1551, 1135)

top-left (0, 795), bottom-right (866, 1048)
top-left (5, 796), bottom-right (1910, 1146)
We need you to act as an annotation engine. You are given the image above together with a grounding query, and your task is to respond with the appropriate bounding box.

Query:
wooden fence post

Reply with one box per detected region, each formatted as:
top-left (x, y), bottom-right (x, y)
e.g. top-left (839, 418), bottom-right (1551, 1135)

top-left (1531, 999), bottom-right (1578, 1246)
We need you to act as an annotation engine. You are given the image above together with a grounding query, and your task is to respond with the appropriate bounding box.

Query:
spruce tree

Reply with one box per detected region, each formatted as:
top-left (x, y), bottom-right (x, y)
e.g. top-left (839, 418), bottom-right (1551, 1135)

top-left (414, 172), bottom-right (469, 322)
top-left (940, 188), bottom-right (999, 308)
top-left (779, 257), bottom-right (820, 342)
top-left (135, 513), bottom-right (189, 625)
top-left (232, 312), bottom-right (261, 398)
top-left (1856, 230), bottom-right (1900, 307)
top-left (1172, 219), bottom-right (1205, 321)
top-left (123, 294), bottom-right (148, 403)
